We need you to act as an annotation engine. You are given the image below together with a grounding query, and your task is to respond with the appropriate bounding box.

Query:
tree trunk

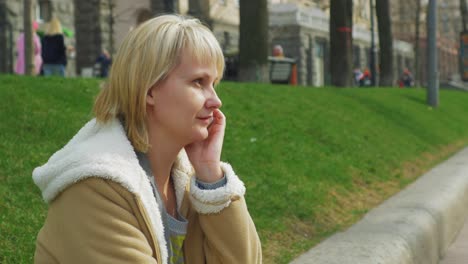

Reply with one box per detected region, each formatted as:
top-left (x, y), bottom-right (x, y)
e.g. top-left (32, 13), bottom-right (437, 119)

top-left (460, 0), bottom-right (467, 81)
top-left (108, 0), bottom-right (115, 55)
top-left (164, 0), bottom-right (175, 13)
top-left (414, 0), bottom-right (421, 86)
top-left (329, 0), bottom-right (353, 87)
top-left (0, 0), bottom-right (10, 73)
top-left (238, 0), bottom-right (269, 82)
top-left (188, 0), bottom-right (212, 28)
top-left (24, 0), bottom-right (34, 76)
top-left (151, 0), bottom-right (175, 14)
top-left (375, 0), bottom-right (393, 86)
top-left (74, 0), bottom-right (102, 75)
top-left (461, 0), bottom-right (467, 32)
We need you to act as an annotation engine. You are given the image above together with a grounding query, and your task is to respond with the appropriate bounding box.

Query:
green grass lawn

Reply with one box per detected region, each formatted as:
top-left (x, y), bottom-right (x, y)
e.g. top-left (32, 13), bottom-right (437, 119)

top-left (2, 75), bottom-right (468, 263)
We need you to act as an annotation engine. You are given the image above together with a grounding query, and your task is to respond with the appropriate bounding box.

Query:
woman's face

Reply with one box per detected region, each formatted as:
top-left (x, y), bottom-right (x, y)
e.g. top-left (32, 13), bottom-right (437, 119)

top-left (146, 49), bottom-right (222, 146)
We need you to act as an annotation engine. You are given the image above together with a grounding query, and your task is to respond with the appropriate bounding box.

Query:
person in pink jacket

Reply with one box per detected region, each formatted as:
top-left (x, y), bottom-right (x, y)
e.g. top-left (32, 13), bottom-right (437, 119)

top-left (15, 21), bottom-right (43, 75)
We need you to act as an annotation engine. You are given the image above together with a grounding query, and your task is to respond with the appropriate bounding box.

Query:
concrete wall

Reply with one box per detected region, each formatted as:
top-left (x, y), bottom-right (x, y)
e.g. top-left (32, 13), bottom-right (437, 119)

top-left (291, 147), bottom-right (468, 264)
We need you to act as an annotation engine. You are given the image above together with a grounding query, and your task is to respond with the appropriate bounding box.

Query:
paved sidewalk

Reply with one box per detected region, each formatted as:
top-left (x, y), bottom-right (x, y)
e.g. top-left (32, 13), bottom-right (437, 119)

top-left (290, 147), bottom-right (468, 264)
top-left (439, 213), bottom-right (468, 264)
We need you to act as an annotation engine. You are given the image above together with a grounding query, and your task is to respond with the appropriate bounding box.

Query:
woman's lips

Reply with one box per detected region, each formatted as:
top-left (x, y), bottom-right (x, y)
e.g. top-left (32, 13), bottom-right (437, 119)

top-left (197, 116), bottom-right (213, 125)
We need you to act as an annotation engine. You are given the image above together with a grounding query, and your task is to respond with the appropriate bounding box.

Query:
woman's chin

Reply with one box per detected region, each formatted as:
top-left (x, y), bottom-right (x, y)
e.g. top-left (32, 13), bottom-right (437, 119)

top-left (190, 129), bottom-right (209, 143)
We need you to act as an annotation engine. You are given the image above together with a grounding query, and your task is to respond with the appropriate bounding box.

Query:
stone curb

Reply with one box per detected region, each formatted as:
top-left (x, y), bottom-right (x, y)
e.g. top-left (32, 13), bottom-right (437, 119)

top-left (290, 147), bottom-right (468, 264)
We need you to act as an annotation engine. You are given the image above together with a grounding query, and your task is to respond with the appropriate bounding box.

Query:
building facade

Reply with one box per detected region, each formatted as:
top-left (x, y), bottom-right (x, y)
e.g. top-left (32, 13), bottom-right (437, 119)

top-left (391, 0), bottom-right (462, 84)
top-left (0, 0), bottom-right (241, 76)
top-left (5, 0), bottom-right (460, 87)
top-left (269, 2), bottom-right (414, 86)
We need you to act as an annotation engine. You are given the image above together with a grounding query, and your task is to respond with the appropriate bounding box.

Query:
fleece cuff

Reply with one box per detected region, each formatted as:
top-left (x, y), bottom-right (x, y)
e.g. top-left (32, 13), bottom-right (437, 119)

top-left (189, 162), bottom-right (246, 214)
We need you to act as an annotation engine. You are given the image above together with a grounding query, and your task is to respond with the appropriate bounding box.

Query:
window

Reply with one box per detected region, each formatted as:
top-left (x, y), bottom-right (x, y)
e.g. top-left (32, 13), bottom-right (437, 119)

top-left (36, 0), bottom-right (52, 22)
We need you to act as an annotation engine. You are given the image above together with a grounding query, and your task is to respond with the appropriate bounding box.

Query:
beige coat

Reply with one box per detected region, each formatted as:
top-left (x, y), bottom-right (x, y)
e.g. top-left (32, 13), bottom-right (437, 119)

top-left (33, 119), bottom-right (262, 263)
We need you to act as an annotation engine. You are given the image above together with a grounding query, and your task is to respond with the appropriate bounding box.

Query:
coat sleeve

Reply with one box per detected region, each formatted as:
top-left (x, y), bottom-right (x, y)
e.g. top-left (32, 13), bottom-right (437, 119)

top-left (189, 163), bottom-right (262, 263)
top-left (34, 34), bottom-right (41, 55)
top-left (34, 178), bottom-right (158, 264)
top-left (60, 35), bottom-right (67, 66)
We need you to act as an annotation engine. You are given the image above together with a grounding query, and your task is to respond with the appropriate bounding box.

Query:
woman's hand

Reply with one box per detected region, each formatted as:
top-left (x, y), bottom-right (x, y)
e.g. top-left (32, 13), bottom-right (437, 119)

top-left (185, 109), bottom-right (225, 183)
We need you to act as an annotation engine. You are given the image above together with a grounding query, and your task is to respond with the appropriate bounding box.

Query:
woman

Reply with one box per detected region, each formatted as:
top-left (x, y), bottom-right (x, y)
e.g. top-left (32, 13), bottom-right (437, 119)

top-left (33, 15), bottom-right (262, 263)
top-left (41, 17), bottom-right (67, 76)
top-left (14, 21), bottom-right (42, 75)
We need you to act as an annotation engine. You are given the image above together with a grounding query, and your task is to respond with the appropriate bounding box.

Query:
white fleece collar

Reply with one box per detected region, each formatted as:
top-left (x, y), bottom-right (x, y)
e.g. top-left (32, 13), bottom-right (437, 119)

top-left (32, 118), bottom-right (192, 264)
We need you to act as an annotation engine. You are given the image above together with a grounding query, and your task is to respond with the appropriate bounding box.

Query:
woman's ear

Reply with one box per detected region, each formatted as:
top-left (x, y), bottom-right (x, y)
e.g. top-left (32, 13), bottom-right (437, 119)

top-left (146, 87), bottom-right (156, 106)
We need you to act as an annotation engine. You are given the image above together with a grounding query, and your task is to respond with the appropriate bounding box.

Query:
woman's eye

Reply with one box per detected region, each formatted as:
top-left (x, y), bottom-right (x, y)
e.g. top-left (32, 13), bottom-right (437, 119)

top-left (193, 78), bottom-right (203, 87)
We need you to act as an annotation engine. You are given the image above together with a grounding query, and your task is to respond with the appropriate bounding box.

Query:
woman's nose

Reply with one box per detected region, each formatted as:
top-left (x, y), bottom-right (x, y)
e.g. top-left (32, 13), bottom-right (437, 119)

top-left (206, 90), bottom-right (222, 109)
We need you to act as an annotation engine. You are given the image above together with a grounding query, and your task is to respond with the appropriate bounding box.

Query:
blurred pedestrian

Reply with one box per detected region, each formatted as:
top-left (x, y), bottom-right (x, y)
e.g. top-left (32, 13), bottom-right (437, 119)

top-left (359, 68), bottom-right (372, 87)
top-left (14, 21), bottom-right (43, 75)
top-left (272, 44), bottom-right (284, 58)
top-left (42, 17), bottom-right (67, 77)
top-left (400, 68), bottom-right (414, 87)
top-left (353, 68), bottom-right (363, 86)
top-left (95, 49), bottom-right (112, 78)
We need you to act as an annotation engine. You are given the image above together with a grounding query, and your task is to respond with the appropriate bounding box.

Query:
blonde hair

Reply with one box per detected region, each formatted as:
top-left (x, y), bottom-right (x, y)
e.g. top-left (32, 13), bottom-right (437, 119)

top-left (93, 14), bottom-right (225, 152)
top-left (46, 17), bottom-right (62, 35)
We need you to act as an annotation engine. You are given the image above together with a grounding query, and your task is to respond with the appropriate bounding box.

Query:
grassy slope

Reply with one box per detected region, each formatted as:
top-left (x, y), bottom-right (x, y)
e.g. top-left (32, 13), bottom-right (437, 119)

top-left (0, 76), bottom-right (97, 263)
top-left (218, 82), bottom-right (468, 262)
top-left (1, 75), bottom-right (468, 263)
